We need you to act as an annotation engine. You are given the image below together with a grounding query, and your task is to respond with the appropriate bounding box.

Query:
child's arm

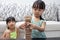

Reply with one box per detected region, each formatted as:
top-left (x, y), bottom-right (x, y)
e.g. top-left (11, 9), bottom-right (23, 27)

top-left (1, 31), bottom-right (6, 38)
top-left (19, 22), bottom-right (26, 29)
top-left (16, 28), bottom-right (20, 38)
top-left (37, 22), bottom-right (46, 32)
top-left (1, 30), bottom-right (10, 39)
top-left (30, 22), bottom-right (46, 32)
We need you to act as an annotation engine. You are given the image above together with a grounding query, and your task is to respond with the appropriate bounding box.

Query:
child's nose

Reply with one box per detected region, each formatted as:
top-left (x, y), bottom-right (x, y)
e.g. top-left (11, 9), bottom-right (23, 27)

top-left (35, 10), bottom-right (39, 13)
top-left (10, 22), bottom-right (13, 23)
top-left (10, 22), bottom-right (14, 24)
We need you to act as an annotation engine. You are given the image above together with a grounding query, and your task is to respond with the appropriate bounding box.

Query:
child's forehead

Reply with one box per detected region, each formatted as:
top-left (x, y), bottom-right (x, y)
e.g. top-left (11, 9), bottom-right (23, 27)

top-left (8, 20), bottom-right (16, 22)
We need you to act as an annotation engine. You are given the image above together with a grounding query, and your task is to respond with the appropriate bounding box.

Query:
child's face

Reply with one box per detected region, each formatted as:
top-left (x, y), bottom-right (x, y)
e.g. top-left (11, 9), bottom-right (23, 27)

top-left (32, 8), bottom-right (44, 18)
top-left (7, 21), bottom-right (16, 29)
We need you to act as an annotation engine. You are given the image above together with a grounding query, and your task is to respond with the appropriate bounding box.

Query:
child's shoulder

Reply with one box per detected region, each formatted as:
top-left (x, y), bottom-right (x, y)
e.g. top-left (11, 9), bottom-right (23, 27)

top-left (4, 29), bottom-right (10, 34)
top-left (40, 20), bottom-right (46, 24)
top-left (41, 20), bottom-right (46, 22)
top-left (15, 27), bottom-right (20, 31)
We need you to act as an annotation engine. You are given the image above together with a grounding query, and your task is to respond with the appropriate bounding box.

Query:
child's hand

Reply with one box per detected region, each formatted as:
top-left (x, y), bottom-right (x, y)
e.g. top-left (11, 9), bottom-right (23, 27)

top-left (5, 30), bottom-right (10, 38)
top-left (20, 23), bottom-right (27, 29)
top-left (1, 30), bottom-right (10, 39)
top-left (29, 23), bottom-right (37, 29)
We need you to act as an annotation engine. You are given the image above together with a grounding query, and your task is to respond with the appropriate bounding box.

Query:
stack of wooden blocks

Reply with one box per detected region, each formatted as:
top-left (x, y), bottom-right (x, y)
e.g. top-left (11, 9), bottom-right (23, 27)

top-left (25, 16), bottom-right (32, 40)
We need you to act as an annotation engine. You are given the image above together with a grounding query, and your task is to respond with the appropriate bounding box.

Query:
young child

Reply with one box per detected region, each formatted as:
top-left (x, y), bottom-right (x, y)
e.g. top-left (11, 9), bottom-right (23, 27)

top-left (1, 17), bottom-right (20, 39)
top-left (20, 0), bottom-right (46, 40)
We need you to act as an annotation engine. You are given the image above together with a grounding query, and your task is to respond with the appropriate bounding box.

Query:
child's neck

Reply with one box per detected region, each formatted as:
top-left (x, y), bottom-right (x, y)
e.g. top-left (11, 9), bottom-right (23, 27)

top-left (9, 27), bottom-right (15, 32)
top-left (34, 16), bottom-right (40, 22)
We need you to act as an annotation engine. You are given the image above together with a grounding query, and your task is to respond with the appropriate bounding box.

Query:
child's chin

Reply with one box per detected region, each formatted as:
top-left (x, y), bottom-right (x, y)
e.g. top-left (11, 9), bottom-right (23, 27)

top-left (35, 16), bottom-right (39, 17)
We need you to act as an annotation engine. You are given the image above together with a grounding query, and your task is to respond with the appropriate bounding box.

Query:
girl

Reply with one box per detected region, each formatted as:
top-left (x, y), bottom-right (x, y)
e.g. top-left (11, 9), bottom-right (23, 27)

top-left (20, 0), bottom-right (46, 40)
top-left (1, 17), bottom-right (20, 39)
top-left (31, 0), bottom-right (46, 40)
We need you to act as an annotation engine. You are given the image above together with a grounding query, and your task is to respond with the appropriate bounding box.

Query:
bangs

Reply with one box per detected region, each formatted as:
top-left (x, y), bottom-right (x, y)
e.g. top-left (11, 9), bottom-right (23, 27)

top-left (32, 1), bottom-right (45, 9)
top-left (7, 19), bottom-right (15, 22)
top-left (32, 2), bottom-right (40, 9)
top-left (6, 17), bottom-right (16, 24)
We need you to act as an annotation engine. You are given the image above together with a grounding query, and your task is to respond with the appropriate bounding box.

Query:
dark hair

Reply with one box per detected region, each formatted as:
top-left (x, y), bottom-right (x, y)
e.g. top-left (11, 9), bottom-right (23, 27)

top-left (6, 17), bottom-right (16, 29)
top-left (32, 0), bottom-right (45, 20)
top-left (32, 0), bottom-right (45, 9)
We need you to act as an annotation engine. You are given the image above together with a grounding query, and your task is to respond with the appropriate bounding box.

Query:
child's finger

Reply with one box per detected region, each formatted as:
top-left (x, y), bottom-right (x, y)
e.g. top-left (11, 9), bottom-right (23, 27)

top-left (20, 24), bottom-right (25, 29)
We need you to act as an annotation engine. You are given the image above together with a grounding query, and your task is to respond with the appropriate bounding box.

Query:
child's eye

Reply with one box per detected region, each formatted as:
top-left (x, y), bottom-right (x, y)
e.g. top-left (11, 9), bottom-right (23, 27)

top-left (12, 21), bottom-right (15, 22)
top-left (34, 8), bottom-right (37, 10)
top-left (34, 8), bottom-right (41, 11)
top-left (38, 9), bottom-right (41, 11)
top-left (8, 21), bottom-right (15, 23)
top-left (39, 9), bottom-right (41, 11)
top-left (8, 21), bottom-right (11, 23)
